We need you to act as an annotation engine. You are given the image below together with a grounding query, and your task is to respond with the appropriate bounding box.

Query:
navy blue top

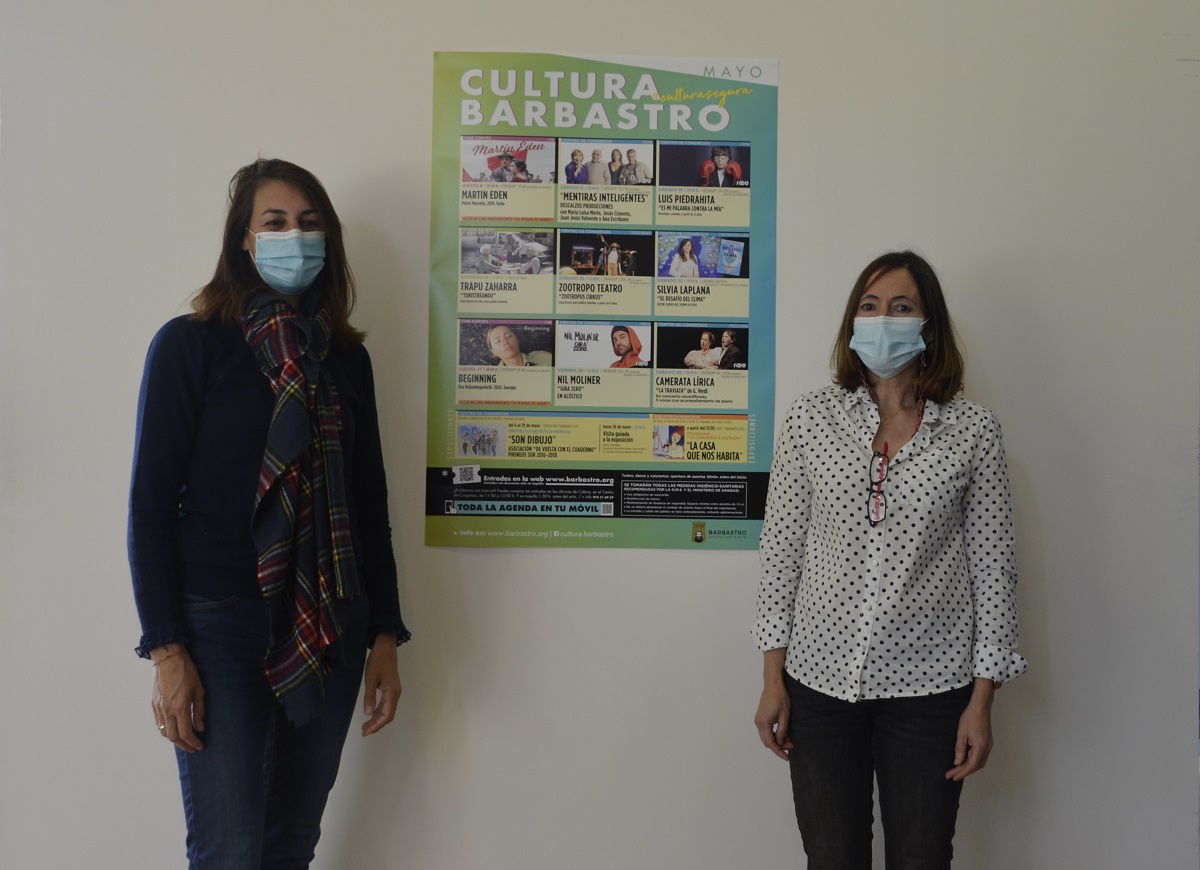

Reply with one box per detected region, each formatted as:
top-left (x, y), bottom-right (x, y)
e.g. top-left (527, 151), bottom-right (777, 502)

top-left (128, 315), bottom-right (408, 656)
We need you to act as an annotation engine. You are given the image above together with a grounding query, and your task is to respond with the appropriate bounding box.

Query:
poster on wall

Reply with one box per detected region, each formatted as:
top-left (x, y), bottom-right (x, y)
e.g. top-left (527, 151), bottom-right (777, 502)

top-left (425, 53), bottom-right (778, 549)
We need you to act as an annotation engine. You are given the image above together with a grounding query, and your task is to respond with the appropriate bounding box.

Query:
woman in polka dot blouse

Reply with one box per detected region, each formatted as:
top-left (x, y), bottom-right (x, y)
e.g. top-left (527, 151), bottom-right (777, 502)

top-left (753, 251), bottom-right (1028, 869)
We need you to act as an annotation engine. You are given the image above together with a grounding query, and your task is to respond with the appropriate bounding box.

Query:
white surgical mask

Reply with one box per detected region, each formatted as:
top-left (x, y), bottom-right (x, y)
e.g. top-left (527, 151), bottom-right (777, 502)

top-left (249, 228), bottom-right (325, 296)
top-left (849, 316), bottom-right (926, 379)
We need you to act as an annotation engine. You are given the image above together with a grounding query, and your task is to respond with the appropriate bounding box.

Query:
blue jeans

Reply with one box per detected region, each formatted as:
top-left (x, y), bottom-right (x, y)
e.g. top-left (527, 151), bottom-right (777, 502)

top-left (785, 673), bottom-right (972, 870)
top-left (176, 592), bottom-right (368, 870)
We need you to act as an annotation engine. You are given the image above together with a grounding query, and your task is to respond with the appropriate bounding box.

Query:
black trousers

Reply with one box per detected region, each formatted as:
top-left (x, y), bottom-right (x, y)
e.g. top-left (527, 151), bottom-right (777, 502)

top-left (785, 673), bottom-right (973, 870)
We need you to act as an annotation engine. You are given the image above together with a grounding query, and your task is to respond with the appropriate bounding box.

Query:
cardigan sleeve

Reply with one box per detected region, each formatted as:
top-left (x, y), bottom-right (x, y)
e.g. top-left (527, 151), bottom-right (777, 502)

top-left (349, 347), bottom-right (411, 646)
top-left (127, 317), bottom-right (206, 657)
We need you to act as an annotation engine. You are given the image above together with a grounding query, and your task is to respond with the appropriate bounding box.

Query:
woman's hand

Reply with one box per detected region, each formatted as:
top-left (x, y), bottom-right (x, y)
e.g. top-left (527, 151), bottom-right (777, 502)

top-left (946, 678), bottom-right (996, 781)
top-left (150, 644), bottom-right (205, 752)
top-left (753, 648), bottom-right (793, 760)
top-left (361, 634), bottom-right (402, 736)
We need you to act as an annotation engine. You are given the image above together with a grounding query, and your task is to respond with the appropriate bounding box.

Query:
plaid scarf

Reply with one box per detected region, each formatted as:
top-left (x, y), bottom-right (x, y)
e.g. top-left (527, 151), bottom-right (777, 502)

top-left (243, 295), bottom-right (361, 726)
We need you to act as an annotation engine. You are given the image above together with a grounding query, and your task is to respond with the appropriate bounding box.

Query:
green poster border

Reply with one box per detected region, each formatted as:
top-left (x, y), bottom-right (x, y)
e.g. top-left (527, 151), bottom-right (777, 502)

top-left (426, 53), bottom-right (778, 549)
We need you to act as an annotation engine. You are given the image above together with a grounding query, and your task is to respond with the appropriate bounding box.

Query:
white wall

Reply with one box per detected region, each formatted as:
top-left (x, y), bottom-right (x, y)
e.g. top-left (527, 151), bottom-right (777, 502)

top-left (1, 2), bottom-right (1196, 867)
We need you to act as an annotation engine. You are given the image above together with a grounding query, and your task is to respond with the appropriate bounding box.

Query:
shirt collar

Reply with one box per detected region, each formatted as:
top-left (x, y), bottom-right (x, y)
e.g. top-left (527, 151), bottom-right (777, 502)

top-left (843, 385), bottom-right (870, 410)
top-left (843, 384), bottom-right (956, 427)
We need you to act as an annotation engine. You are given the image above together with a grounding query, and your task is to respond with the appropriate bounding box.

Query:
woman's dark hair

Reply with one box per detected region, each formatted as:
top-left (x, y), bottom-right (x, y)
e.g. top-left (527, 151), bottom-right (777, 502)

top-left (676, 237), bottom-right (695, 261)
top-left (191, 158), bottom-right (363, 346)
top-left (831, 250), bottom-right (964, 403)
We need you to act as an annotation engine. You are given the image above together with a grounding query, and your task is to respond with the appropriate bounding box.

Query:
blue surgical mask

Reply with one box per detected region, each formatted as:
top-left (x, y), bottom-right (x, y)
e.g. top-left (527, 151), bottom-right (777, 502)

top-left (849, 316), bottom-right (926, 379)
top-left (249, 228), bottom-right (325, 296)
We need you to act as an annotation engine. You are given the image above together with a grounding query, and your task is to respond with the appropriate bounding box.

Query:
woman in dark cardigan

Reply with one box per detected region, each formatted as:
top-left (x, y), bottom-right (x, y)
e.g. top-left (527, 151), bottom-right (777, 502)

top-left (128, 158), bottom-right (410, 869)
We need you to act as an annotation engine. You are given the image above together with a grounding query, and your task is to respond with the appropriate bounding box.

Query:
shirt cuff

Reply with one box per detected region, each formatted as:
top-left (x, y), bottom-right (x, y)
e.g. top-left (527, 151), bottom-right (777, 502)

top-left (752, 624), bottom-right (791, 654)
top-left (972, 642), bottom-right (1029, 685)
top-left (368, 620), bottom-right (412, 648)
top-left (135, 624), bottom-right (187, 659)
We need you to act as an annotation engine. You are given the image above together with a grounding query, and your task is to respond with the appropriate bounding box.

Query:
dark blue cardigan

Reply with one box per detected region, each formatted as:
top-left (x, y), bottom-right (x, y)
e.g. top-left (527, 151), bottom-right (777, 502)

top-left (128, 315), bottom-right (408, 656)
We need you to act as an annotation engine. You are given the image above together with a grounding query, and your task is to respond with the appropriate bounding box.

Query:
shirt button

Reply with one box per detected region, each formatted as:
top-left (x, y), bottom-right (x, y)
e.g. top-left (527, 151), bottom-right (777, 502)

top-left (871, 559), bottom-right (879, 567)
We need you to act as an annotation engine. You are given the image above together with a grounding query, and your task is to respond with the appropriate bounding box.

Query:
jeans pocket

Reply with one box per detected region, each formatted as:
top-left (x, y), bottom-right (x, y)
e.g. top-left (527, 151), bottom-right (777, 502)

top-left (181, 592), bottom-right (244, 613)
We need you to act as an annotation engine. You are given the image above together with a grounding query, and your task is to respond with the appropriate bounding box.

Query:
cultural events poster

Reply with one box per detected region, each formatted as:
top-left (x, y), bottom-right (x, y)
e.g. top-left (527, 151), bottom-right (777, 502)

top-left (426, 53), bottom-right (778, 549)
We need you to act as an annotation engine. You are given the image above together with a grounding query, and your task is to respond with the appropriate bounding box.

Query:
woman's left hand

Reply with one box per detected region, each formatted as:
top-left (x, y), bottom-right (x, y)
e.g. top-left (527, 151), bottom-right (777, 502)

top-left (945, 678), bottom-right (995, 781)
top-left (361, 634), bottom-right (402, 736)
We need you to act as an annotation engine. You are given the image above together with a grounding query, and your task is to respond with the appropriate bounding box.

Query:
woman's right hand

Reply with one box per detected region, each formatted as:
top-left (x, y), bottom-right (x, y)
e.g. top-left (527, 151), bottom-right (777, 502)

top-left (754, 648), bottom-right (793, 760)
top-left (150, 644), bottom-right (206, 752)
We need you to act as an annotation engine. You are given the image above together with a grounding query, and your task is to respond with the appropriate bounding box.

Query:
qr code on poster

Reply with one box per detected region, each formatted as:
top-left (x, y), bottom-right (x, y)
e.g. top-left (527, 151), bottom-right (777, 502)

top-left (601, 502), bottom-right (614, 516)
top-left (452, 464), bottom-right (480, 485)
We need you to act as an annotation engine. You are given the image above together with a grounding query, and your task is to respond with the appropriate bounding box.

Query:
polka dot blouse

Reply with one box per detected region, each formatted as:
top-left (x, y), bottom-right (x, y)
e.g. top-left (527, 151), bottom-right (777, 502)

top-left (756, 385), bottom-right (1028, 701)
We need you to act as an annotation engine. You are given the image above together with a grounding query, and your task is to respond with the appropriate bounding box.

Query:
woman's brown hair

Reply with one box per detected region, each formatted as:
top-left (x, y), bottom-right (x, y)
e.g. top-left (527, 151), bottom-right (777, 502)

top-left (831, 251), bottom-right (964, 403)
top-left (191, 158), bottom-right (364, 346)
